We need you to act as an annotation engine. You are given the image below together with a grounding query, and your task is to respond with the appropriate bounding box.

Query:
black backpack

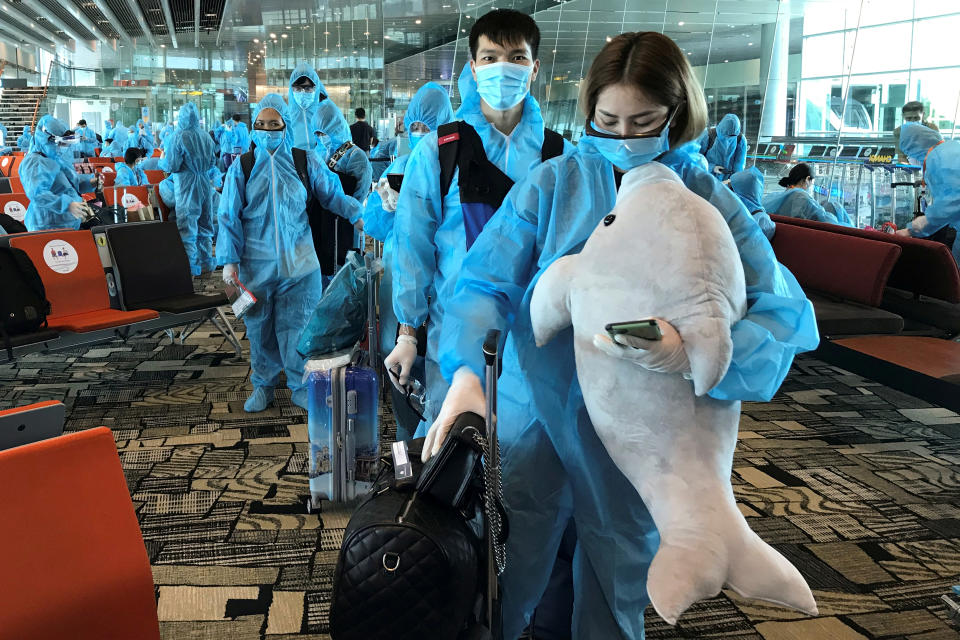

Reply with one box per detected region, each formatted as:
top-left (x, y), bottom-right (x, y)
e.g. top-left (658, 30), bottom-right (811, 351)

top-left (240, 142), bottom-right (359, 276)
top-left (0, 247), bottom-right (51, 358)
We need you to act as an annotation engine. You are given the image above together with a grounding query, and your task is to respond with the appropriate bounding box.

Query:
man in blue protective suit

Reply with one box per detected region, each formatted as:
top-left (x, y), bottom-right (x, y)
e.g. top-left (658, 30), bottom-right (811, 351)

top-left (115, 148), bottom-right (148, 186)
top-left (369, 136), bottom-right (398, 181)
top-left (896, 122), bottom-right (960, 265)
top-left (285, 63), bottom-right (328, 152)
top-left (74, 120), bottom-right (97, 158)
top-left (0, 122), bottom-right (8, 146)
top-left (728, 166), bottom-right (776, 239)
top-left (218, 118), bottom-right (238, 169)
top-left (160, 102), bottom-right (218, 276)
top-left (231, 115), bottom-right (251, 154)
top-left (16, 125), bottom-right (32, 151)
top-left (386, 9), bottom-right (572, 436)
top-left (699, 113), bottom-right (747, 180)
top-left (364, 81), bottom-right (455, 441)
top-left (426, 31), bottom-right (820, 638)
top-left (217, 94), bottom-right (362, 412)
top-left (158, 121), bottom-right (175, 149)
top-left (19, 115), bottom-right (100, 232)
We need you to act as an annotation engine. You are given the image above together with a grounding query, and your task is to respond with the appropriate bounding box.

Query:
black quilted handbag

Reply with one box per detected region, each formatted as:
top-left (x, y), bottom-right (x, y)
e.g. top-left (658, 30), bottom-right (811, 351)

top-left (330, 417), bottom-right (503, 640)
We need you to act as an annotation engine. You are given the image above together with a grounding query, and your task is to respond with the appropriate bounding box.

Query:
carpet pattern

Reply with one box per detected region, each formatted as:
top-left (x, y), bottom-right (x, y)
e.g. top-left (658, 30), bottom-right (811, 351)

top-left (1, 300), bottom-right (959, 639)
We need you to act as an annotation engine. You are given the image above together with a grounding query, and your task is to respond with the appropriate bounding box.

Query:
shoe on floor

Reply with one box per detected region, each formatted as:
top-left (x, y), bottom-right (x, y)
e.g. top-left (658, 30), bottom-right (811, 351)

top-left (291, 388), bottom-right (308, 410)
top-left (244, 387), bottom-right (275, 413)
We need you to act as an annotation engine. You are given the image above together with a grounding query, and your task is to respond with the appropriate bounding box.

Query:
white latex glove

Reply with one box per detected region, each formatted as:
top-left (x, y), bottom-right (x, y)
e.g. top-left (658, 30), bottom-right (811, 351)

top-left (67, 201), bottom-right (87, 220)
top-left (593, 318), bottom-right (691, 375)
top-left (910, 215), bottom-right (929, 235)
top-left (222, 263), bottom-right (239, 286)
top-left (375, 177), bottom-right (399, 213)
top-left (423, 367), bottom-right (487, 462)
top-left (384, 335), bottom-right (418, 391)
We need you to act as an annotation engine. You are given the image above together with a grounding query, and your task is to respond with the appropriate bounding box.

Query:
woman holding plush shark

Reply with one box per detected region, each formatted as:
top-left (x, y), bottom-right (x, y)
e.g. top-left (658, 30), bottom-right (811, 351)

top-left (424, 32), bottom-right (821, 638)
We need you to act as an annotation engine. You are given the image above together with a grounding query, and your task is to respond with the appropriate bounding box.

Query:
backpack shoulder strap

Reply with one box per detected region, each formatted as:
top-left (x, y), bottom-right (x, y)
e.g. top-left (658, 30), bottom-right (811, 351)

top-left (541, 128), bottom-right (565, 163)
top-left (438, 121), bottom-right (462, 199)
top-left (239, 150), bottom-right (256, 184)
top-left (291, 147), bottom-right (314, 205)
top-left (707, 127), bottom-right (717, 151)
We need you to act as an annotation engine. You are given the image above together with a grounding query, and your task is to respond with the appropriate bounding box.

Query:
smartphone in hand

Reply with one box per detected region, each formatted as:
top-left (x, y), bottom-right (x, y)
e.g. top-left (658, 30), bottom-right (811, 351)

top-left (605, 319), bottom-right (663, 342)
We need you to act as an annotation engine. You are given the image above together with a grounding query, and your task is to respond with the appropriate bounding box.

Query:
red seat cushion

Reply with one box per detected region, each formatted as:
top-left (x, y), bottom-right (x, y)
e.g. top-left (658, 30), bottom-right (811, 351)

top-left (46, 308), bottom-right (158, 333)
top-left (771, 222), bottom-right (901, 307)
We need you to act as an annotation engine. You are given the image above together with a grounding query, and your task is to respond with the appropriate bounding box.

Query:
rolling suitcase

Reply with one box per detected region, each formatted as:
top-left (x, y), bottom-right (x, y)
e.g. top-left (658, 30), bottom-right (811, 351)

top-left (306, 356), bottom-right (379, 505)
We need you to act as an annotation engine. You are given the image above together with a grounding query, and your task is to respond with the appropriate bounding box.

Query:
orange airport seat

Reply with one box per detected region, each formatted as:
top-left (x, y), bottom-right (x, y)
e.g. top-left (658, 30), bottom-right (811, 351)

top-left (143, 169), bottom-right (166, 184)
top-left (7, 230), bottom-right (158, 332)
top-left (0, 192), bottom-right (30, 224)
top-left (8, 175), bottom-right (23, 192)
top-left (0, 427), bottom-right (161, 640)
top-left (0, 154), bottom-right (15, 176)
top-left (103, 184), bottom-right (151, 210)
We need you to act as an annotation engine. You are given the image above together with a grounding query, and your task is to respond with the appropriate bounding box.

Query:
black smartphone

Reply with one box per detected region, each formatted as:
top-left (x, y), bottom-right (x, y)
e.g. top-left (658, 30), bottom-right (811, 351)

top-left (605, 319), bottom-right (663, 341)
top-left (386, 173), bottom-right (403, 191)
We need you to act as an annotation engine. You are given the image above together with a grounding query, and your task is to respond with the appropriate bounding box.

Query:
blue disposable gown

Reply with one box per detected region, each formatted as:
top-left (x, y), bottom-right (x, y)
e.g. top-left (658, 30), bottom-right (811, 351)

top-left (392, 63), bottom-right (573, 433)
top-left (126, 120), bottom-right (155, 157)
top-left (763, 188), bottom-right (848, 226)
top-left (233, 122), bottom-right (251, 153)
top-left (160, 102), bottom-right (218, 275)
top-left (700, 113), bottom-right (747, 180)
top-left (219, 125), bottom-right (238, 155)
top-left (0, 123), bottom-right (7, 145)
top-left (899, 122), bottom-right (960, 264)
top-left (74, 125), bottom-right (97, 156)
top-left (101, 121), bottom-right (128, 157)
top-left (729, 166), bottom-right (776, 239)
top-left (19, 115), bottom-right (93, 231)
top-left (369, 138), bottom-right (398, 181)
top-left (437, 135), bottom-right (819, 638)
top-left (114, 162), bottom-right (147, 186)
top-left (17, 126), bottom-right (31, 151)
top-left (284, 63), bottom-right (328, 152)
top-left (158, 123), bottom-right (175, 149)
top-left (217, 93), bottom-right (362, 394)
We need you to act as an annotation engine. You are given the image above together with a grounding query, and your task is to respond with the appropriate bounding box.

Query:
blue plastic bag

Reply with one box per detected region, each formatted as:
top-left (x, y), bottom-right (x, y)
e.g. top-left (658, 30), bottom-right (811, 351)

top-left (297, 252), bottom-right (381, 358)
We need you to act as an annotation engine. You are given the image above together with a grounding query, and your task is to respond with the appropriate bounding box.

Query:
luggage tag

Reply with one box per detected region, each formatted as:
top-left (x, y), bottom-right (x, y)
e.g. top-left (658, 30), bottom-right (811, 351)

top-left (391, 440), bottom-right (414, 484)
top-left (225, 281), bottom-right (257, 319)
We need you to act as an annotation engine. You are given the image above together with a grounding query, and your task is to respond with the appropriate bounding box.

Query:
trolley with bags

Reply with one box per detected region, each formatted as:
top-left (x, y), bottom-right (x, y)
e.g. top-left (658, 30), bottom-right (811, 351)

top-left (328, 330), bottom-right (507, 640)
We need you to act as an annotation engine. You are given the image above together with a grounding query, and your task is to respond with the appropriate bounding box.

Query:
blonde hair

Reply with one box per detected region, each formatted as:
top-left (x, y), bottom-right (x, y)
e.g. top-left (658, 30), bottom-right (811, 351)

top-left (580, 32), bottom-right (708, 147)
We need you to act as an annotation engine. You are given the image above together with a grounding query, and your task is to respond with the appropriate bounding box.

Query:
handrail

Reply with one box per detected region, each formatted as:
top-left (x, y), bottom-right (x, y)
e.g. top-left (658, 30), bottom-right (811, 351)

top-left (30, 59), bottom-right (55, 130)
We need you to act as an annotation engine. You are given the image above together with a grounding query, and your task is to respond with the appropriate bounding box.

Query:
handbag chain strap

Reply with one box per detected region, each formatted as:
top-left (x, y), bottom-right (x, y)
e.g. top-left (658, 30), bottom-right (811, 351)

top-left (471, 431), bottom-right (506, 575)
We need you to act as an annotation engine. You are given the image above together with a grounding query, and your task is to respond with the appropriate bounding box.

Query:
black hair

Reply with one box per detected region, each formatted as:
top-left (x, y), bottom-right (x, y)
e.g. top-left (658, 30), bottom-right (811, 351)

top-left (778, 163), bottom-right (813, 188)
top-left (78, 119), bottom-right (87, 126)
top-left (292, 75), bottom-right (316, 89)
top-left (232, 114), bottom-right (242, 122)
top-left (469, 9), bottom-right (541, 61)
top-left (902, 101), bottom-right (924, 114)
top-left (124, 147), bottom-right (143, 165)
top-left (355, 107), bottom-right (366, 119)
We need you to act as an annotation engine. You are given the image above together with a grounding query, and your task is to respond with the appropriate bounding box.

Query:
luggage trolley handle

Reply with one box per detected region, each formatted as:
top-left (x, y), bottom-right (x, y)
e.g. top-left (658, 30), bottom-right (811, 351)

top-left (481, 329), bottom-right (504, 637)
top-left (364, 252), bottom-right (378, 371)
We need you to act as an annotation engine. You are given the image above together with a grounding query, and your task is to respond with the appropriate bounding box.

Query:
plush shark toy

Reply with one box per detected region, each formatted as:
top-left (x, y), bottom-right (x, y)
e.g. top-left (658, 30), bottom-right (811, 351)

top-left (530, 162), bottom-right (817, 625)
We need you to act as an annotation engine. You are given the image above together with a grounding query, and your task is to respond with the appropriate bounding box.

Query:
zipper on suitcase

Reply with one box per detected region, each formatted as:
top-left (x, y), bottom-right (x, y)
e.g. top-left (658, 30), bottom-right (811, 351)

top-left (338, 366), bottom-right (348, 501)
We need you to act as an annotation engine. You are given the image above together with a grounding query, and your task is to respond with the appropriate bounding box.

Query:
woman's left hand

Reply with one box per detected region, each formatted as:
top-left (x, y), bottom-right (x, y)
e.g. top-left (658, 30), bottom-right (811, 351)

top-left (593, 318), bottom-right (690, 375)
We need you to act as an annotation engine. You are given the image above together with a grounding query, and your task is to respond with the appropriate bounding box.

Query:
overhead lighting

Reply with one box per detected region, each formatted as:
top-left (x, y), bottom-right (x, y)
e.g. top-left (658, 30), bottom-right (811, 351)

top-left (724, 59), bottom-right (729, 63)
top-left (605, 36), bottom-right (612, 42)
top-left (253, 38), bottom-right (259, 43)
top-left (748, 42), bottom-right (753, 46)
top-left (269, 32), bottom-right (276, 38)
top-left (281, 34), bottom-right (287, 38)
top-left (415, 19), bottom-right (421, 24)
top-left (678, 21), bottom-right (684, 26)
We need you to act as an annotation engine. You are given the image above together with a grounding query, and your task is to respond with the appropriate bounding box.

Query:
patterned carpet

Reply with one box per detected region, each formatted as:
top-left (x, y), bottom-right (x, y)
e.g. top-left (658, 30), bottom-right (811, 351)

top-left (1, 290), bottom-right (959, 639)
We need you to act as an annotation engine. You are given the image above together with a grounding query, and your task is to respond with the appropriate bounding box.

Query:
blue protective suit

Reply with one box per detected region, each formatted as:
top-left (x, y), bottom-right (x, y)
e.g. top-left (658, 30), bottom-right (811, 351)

top-left (17, 126), bottom-right (32, 151)
top-left (700, 114), bottom-right (747, 180)
top-left (74, 125), bottom-right (97, 157)
top-left (217, 93), bottom-right (362, 396)
top-left (763, 187), bottom-right (849, 226)
top-left (114, 162), bottom-right (147, 186)
top-left (437, 135), bottom-right (819, 638)
top-left (0, 123), bottom-right (7, 146)
top-left (101, 121), bottom-right (127, 157)
top-left (233, 122), bottom-right (251, 153)
top-left (158, 123), bottom-right (175, 149)
top-left (392, 64), bottom-right (573, 433)
top-left (218, 124), bottom-right (237, 155)
top-left (160, 102), bottom-right (218, 275)
top-left (364, 82), bottom-right (454, 439)
top-left (126, 120), bottom-right (156, 157)
top-left (729, 167), bottom-right (776, 239)
top-left (900, 122), bottom-right (960, 265)
top-left (369, 137), bottom-right (398, 181)
top-left (19, 115), bottom-right (94, 231)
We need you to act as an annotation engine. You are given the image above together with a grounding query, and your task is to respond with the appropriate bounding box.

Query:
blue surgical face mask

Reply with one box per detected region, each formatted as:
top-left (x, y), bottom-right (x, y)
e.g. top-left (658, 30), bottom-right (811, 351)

top-left (293, 90), bottom-right (315, 109)
top-left (587, 115), bottom-right (674, 171)
top-left (254, 128), bottom-right (285, 152)
top-left (409, 131), bottom-right (427, 149)
top-left (474, 61), bottom-right (533, 111)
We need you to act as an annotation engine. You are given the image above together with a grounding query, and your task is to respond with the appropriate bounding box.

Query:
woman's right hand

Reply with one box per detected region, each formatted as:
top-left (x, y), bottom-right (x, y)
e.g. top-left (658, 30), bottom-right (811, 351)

top-left (222, 263), bottom-right (239, 285)
top-left (423, 367), bottom-right (487, 462)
